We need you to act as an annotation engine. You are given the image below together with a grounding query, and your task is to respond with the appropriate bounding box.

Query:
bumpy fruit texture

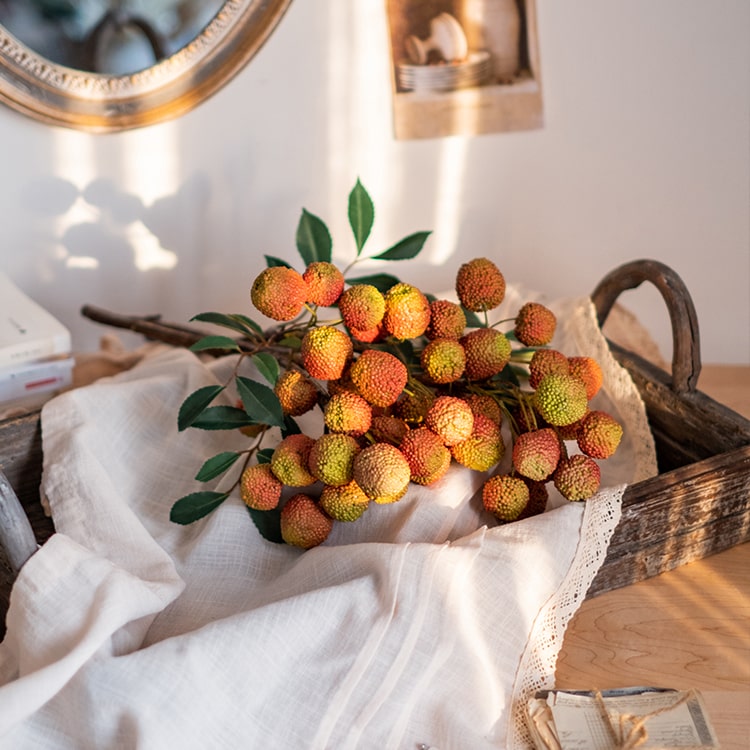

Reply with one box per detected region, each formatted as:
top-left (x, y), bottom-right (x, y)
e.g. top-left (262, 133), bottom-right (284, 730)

top-left (280, 494), bottom-right (333, 548)
top-left (420, 338), bottom-right (466, 384)
top-left (399, 427), bottom-right (452, 485)
top-left (568, 356), bottom-right (604, 400)
top-left (533, 372), bottom-right (588, 427)
top-left (270, 433), bottom-right (316, 486)
top-left (308, 433), bottom-right (361, 486)
top-left (383, 283), bottom-right (431, 339)
top-left (514, 302), bottom-right (557, 347)
top-left (251, 266), bottom-right (308, 321)
top-left (518, 479), bottom-right (549, 519)
top-left (455, 257), bottom-right (506, 312)
top-left (461, 328), bottom-right (512, 381)
top-left (553, 454), bottom-right (601, 501)
top-left (319, 481), bottom-right (370, 522)
top-left (353, 443), bottom-right (411, 501)
top-left (274, 370), bottom-right (319, 416)
top-left (528, 349), bottom-right (569, 389)
top-left (577, 410), bottom-right (623, 459)
top-left (302, 262), bottom-right (345, 307)
top-left (369, 414), bottom-right (410, 445)
top-left (300, 326), bottom-right (353, 380)
top-left (350, 349), bottom-right (408, 408)
top-left (426, 299), bottom-right (466, 340)
top-left (338, 284), bottom-right (386, 332)
top-left (323, 391), bottom-right (372, 436)
top-left (393, 388), bottom-right (435, 424)
top-left (482, 475), bottom-right (529, 522)
top-left (450, 413), bottom-right (504, 472)
top-left (425, 395), bottom-right (474, 446)
top-left (240, 464), bottom-right (283, 511)
top-left (347, 321), bottom-right (386, 344)
top-left (512, 428), bottom-right (561, 481)
top-left (463, 393), bottom-right (503, 425)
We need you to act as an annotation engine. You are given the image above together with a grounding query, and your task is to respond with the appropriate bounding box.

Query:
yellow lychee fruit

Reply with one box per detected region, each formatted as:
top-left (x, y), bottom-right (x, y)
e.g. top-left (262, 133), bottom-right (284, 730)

top-left (420, 338), bottom-right (466, 384)
top-left (425, 395), bottom-right (474, 446)
top-left (307, 433), bottom-right (361, 486)
top-left (449, 413), bottom-right (504, 471)
top-left (300, 326), bottom-right (353, 381)
top-left (383, 282), bottom-right (431, 340)
top-left (270, 433), bottom-right (316, 486)
top-left (251, 266), bottom-right (308, 321)
top-left (533, 372), bottom-right (588, 427)
top-left (323, 391), bottom-right (372, 436)
top-left (352, 442), bottom-right (411, 501)
top-left (338, 284), bottom-right (386, 332)
top-left (319, 481), bottom-right (370, 522)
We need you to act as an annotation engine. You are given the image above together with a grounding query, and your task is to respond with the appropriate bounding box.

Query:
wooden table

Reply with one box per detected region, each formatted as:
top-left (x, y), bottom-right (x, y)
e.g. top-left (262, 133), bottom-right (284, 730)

top-left (556, 365), bottom-right (750, 749)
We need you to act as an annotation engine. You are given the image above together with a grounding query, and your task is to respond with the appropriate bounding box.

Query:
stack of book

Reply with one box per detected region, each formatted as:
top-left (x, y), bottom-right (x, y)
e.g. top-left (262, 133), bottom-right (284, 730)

top-left (0, 273), bottom-right (74, 414)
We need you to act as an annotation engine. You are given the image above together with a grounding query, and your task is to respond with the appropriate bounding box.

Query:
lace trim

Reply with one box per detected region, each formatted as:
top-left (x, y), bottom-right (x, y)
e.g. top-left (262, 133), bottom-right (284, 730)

top-left (507, 485), bottom-right (625, 748)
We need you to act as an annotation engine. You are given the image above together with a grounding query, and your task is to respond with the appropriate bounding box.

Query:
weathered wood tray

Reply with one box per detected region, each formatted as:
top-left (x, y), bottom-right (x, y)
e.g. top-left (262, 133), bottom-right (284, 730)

top-left (1, 259), bottom-right (749, 633)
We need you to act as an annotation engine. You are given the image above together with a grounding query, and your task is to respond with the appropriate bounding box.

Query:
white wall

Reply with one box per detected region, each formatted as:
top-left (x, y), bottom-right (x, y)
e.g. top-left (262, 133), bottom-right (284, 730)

top-left (1, 0), bottom-right (748, 365)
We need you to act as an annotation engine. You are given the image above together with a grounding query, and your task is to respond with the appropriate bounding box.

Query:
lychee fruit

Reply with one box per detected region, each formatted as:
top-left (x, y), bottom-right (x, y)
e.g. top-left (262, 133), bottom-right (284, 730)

top-left (426, 299), bottom-right (466, 340)
top-left (518, 479), bottom-right (549, 519)
top-left (349, 349), bottom-right (408, 408)
top-left (319, 481), bottom-right (370, 522)
top-left (383, 283), bottom-right (431, 339)
top-left (533, 372), bottom-right (588, 427)
top-left (553, 454), bottom-right (601, 501)
top-left (251, 266), bottom-right (308, 321)
top-left (450, 413), bottom-right (504, 472)
top-left (425, 395), bottom-right (474, 446)
top-left (482, 475), bottom-right (529, 522)
top-left (280, 494), bottom-right (333, 548)
top-left (369, 415), bottom-right (410, 445)
top-left (577, 410), bottom-right (623, 459)
top-left (399, 427), bottom-right (452, 485)
top-left (302, 262), bottom-right (345, 307)
top-left (307, 433), bottom-right (361, 487)
top-left (455, 257), bottom-right (506, 312)
top-left (240, 463), bottom-right (283, 511)
top-left (514, 302), bottom-right (557, 347)
top-left (528, 349), bottom-right (569, 389)
top-left (270, 433), bottom-right (316, 486)
top-left (512, 428), bottom-right (561, 481)
top-left (393, 388), bottom-right (435, 424)
top-left (420, 338), bottom-right (466, 384)
top-left (462, 393), bottom-right (503, 425)
top-left (352, 443), bottom-right (411, 501)
top-left (323, 391), bottom-right (372, 436)
top-left (338, 284), bottom-right (385, 332)
top-left (461, 328), bottom-right (512, 380)
top-left (274, 369), bottom-right (319, 416)
top-left (568, 356), bottom-right (604, 400)
top-left (300, 326), bottom-right (353, 381)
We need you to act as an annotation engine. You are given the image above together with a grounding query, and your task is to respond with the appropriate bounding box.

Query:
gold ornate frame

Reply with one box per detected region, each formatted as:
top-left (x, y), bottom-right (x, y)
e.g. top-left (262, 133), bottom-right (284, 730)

top-left (0, 0), bottom-right (292, 132)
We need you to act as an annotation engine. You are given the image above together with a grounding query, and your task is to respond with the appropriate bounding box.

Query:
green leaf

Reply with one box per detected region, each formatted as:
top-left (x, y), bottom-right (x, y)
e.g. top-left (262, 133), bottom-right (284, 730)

top-left (282, 415), bottom-right (302, 437)
top-left (462, 308), bottom-right (485, 328)
top-left (178, 385), bottom-right (225, 431)
top-left (372, 231), bottom-right (431, 261)
top-left (344, 273), bottom-right (400, 294)
top-left (190, 312), bottom-right (260, 337)
top-left (195, 451), bottom-right (242, 482)
top-left (348, 179), bottom-right (374, 256)
top-left (247, 505), bottom-right (284, 544)
top-left (265, 255), bottom-right (291, 268)
top-left (252, 352), bottom-right (280, 385)
top-left (229, 313), bottom-right (264, 336)
top-left (257, 448), bottom-right (275, 464)
top-left (189, 335), bottom-right (241, 353)
top-left (236, 376), bottom-right (286, 428)
top-left (296, 208), bottom-right (332, 265)
top-left (170, 491), bottom-right (229, 524)
top-left (191, 405), bottom-right (255, 430)
top-left (279, 334), bottom-right (302, 350)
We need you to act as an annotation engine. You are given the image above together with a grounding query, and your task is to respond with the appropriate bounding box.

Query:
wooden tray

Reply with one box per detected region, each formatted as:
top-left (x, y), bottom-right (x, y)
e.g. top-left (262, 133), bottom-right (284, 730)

top-left (1, 259), bottom-right (749, 631)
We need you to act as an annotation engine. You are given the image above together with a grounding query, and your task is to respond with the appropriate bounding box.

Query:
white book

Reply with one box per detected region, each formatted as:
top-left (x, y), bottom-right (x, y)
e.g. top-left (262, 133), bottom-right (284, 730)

top-left (0, 272), bottom-right (71, 368)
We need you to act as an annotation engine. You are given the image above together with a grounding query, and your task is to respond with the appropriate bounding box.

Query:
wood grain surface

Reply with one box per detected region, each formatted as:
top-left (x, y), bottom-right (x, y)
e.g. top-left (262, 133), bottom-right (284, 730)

top-left (556, 364), bottom-right (750, 749)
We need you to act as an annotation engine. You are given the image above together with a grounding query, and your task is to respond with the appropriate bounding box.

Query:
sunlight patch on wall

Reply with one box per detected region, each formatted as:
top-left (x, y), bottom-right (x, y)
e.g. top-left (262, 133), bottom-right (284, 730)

top-left (429, 137), bottom-right (469, 266)
top-left (128, 221), bottom-right (178, 271)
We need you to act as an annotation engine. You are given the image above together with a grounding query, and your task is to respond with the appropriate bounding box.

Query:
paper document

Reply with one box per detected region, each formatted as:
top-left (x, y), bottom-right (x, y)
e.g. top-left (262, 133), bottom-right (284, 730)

top-left (527, 688), bottom-right (720, 749)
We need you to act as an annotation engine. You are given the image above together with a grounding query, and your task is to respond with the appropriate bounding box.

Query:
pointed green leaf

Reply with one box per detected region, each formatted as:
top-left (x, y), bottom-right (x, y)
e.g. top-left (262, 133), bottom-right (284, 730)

top-left (462, 308), bottom-right (485, 328)
top-left (296, 208), bottom-right (332, 265)
top-left (189, 335), bottom-right (241, 353)
top-left (190, 312), bottom-right (259, 337)
top-left (236, 376), bottom-right (285, 428)
top-left (191, 405), bottom-right (255, 430)
top-left (257, 448), bottom-right (275, 465)
top-left (344, 273), bottom-right (400, 294)
top-left (229, 313), bottom-right (264, 336)
top-left (282, 415), bottom-right (302, 437)
top-left (372, 231), bottom-right (431, 261)
top-left (265, 255), bottom-right (291, 268)
top-left (348, 179), bottom-right (374, 255)
top-left (247, 505), bottom-right (284, 544)
top-left (178, 385), bottom-right (225, 431)
top-left (279, 334), bottom-right (302, 350)
top-left (252, 352), bottom-right (280, 385)
top-left (170, 491), bottom-right (229, 524)
top-left (195, 452), bottom-right (242, 482)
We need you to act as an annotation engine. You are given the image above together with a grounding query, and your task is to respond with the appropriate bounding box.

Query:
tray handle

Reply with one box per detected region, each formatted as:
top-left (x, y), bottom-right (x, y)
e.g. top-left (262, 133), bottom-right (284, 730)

top-left (591, 259), bottom-right (701, 394)
top-left (0, 470), bottom-right (39, 576)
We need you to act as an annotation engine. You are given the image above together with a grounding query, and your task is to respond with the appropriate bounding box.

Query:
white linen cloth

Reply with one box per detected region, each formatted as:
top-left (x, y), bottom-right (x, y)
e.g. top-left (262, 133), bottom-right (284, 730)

top-left (0, 294), bottom-right (657, 749)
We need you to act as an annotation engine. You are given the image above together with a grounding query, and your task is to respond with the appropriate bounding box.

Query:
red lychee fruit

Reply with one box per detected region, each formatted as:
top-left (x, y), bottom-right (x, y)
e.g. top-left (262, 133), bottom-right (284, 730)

top-left (300, 326), bottom-right (353, 381)
top-left (455, 257), bottom-right (506, 312)
top-left (350, 349), bottom-right (408, 408)
top-left (251, 266), bottom-right (308, 321)
top-left (460, 327), bottom-right (512, 381)
top-left (280, 494), bottom-right (333, 548)
top-left (553, 454), bottom-right (601, 501)
top-left (303, 262), bottom-right (345, 307)
top-left (514, 302), bottom-right (557, 347)
top-left (482, 475), bottom-right (529, 522)
top-left (425, 299), bottom-right (466, 340)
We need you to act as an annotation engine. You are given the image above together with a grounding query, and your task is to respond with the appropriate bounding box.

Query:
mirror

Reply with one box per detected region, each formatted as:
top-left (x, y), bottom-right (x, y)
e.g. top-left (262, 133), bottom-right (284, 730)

top-left (0, 0), bottom-right (292, 132)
